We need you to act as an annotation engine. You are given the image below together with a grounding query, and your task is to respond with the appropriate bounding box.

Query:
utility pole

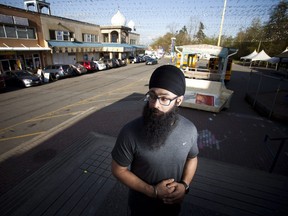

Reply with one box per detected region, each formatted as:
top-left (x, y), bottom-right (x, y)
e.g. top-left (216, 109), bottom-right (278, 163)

top-left (217, 0), bottom-right (227, 46)
top-left (170, 37), bottom-right (176, 64)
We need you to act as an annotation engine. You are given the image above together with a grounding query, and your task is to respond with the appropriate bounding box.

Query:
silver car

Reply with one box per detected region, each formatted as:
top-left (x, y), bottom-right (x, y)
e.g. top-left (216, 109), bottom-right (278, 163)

top-left (43, 64), bottom-right (70, 80)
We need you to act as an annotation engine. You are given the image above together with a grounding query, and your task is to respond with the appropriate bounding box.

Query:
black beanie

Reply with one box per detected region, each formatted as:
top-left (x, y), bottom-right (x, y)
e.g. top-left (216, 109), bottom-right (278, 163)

top-left (149, 65), bottom-right (186, 96)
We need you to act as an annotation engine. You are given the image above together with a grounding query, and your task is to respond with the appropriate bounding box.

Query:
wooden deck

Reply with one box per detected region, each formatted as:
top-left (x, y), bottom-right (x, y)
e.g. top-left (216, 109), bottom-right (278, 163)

top-left (0, 132), bottom-right (287, 216)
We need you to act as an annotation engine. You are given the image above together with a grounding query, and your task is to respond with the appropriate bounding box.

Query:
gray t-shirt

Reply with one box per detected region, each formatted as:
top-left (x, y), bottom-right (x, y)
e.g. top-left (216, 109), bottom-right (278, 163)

top-left (112, 115), bottom-right (198, 185)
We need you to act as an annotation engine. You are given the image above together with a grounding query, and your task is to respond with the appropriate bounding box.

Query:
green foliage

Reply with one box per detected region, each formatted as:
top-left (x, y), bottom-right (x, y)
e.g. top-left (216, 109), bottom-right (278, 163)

top-left (150, 1), bottom-right (288, 59)
top-left (194, 22), bottom-right (206, 43)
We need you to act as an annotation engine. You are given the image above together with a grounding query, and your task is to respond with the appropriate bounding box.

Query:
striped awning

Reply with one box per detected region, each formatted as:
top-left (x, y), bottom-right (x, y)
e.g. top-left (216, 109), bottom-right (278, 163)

top-left (48, 41), bottom-right (146, 53)
top-left (0, 43), bottom-right (50, 51)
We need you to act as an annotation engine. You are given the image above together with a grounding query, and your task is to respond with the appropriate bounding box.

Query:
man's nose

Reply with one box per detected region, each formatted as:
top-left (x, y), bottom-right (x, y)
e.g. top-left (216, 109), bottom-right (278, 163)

top-left (150, 98), bottom-right (160, 108)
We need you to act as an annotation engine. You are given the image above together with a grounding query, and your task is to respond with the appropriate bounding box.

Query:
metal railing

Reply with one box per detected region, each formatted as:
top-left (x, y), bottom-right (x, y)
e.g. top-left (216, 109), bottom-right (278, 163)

top-left (264, 135), bottom-right (288, 173)
top-left (246, 69), bottom-right (288, 119)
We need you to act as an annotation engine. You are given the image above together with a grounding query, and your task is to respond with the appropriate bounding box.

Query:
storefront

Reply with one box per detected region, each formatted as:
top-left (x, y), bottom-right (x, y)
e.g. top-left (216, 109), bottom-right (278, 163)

top-left (0, 47), bottom-right (50, 73)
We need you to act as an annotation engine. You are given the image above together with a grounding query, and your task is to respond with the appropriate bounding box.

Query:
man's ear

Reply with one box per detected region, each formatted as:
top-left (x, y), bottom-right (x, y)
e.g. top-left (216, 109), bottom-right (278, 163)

top-left (176, 96), bottom-right (184, 106)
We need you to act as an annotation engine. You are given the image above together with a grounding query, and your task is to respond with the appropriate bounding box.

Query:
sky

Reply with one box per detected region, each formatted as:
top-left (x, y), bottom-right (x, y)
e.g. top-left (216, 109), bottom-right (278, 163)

top-left (0, 0), bottom-right (282, 45)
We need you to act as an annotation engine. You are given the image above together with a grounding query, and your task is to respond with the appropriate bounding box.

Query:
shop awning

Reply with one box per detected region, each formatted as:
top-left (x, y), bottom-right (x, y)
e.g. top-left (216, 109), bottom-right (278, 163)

top-left (0, 43), bottom-right (50, 51)
top-left (48, 41), bottom-right (146, 53)
top-left (48, 41), bottom-right (103, 48)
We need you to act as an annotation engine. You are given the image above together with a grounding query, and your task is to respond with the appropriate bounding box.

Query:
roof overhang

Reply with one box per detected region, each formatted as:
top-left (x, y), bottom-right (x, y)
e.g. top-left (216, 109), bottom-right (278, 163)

top-left (48, 41), bottom-right (146, 53)
top-left (175, 44), bottom-right (237, 58)
top-left (0, 43), bottom-right (51, 51)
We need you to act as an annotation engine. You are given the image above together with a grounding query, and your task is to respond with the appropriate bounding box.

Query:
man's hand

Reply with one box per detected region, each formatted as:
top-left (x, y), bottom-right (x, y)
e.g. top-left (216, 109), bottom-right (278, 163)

top-left (155, 179), bottom-right (176, 198)
top-left (162, 182), bottom-right (186, 204)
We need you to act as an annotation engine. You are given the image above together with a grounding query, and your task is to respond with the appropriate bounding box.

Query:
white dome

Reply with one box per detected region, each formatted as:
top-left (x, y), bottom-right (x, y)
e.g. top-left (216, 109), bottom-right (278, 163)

top-left (111, 10), bottom-right (126, 26)
top-left (128, 20), bottom-right (136, 31)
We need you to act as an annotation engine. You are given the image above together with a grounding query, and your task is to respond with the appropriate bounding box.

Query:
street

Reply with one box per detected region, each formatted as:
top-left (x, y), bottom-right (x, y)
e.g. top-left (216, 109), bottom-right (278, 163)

top-left (0, 61), bottom-right (157, 155)
top-left (0, 59), bottom-right (288, 195)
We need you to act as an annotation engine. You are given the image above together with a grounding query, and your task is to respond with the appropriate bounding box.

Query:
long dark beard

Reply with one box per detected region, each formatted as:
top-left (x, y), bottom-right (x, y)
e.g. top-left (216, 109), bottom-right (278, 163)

top-left (142, 103), bottom-right (178, 150)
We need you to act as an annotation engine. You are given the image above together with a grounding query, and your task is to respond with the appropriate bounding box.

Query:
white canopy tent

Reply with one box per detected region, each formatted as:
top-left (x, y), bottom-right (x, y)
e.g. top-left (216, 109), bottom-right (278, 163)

top-left (250, 50), bottom-right (271, 67)
top-left (251, 50), bottom-right (271, 61)
top-left (240, 50), bottom-right (258, 60)
top-left (240, 50), bottom-right (258, 65)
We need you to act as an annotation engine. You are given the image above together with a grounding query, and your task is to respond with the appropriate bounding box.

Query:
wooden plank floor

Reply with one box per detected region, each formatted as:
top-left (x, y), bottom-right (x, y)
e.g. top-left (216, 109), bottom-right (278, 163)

top-left (0, 132), bottom-right (287, 216)
top-left (184, 158), bottom-right (288, 216)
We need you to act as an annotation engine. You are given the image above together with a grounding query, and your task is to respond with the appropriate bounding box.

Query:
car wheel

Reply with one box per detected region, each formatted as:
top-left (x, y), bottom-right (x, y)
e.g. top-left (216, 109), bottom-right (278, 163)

top-left (55, 73), bottom-right (60, 80)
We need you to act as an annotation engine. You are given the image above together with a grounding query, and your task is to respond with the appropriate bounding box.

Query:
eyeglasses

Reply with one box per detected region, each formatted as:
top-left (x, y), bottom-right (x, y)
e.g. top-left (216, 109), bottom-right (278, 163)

top-left (144, 92), bottom-right (178, 106)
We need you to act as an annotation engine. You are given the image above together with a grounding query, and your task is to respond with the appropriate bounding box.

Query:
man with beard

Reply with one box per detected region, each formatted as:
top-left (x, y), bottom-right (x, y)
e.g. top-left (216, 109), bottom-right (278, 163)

top-left (111, 65), bottom-right (199, 216)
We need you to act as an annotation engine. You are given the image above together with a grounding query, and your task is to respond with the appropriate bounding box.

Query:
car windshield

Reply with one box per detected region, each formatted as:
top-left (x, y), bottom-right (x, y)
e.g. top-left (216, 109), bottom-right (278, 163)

top-left (62, 65), bottom-right (70, 70)
top-left (97, 60), bottom-right (104, 64)
top-left (15, 71), bottom-right (33, 77)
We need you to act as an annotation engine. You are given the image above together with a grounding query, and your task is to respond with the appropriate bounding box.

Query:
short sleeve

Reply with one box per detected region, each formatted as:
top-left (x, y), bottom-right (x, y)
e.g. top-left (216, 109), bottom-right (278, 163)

top-left (111, 124), bottom-right (137, 167)
top-left (188, 124), bottom-right (199, 158)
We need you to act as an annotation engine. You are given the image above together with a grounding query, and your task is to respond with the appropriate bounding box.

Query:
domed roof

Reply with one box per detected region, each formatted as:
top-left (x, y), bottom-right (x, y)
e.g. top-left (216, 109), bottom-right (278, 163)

top-left (111, 10), bottom-right (126, 26)
top-left (127, 20), bottom-right (136, 31)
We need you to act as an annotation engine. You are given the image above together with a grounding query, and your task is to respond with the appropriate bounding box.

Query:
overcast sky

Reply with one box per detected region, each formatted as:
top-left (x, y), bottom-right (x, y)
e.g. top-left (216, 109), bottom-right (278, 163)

top-left (1, 0), bottom-right (281, 45)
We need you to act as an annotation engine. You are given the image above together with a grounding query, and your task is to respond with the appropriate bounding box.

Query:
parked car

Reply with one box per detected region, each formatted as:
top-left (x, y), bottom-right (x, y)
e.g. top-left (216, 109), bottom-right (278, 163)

top-left (146, 57), bottom-right (158, 65)
top-left (134, 56), bottom-right (141, 63)
top-left (138, 54), bottom-right (147, 62)
top-left (77, 61), bottom-right (96, 72)
top-left (43, 64), bottom-right (71, 80)
top-left (0, 73), bottom-right (6, 90)
top-left (93, 60), bottom-right (106, 71)
top-left (69, 63), bottom-right (87, 76)
top-left (109, 58), bottom-right (119, 68)
top-left (101, 59), bottom-right (111, 69)
top-left (128, 56), bottom-right (135, 63)
top-left (141, 55), bottom-right (150, 62)
top-left (112, 58), bottom-right (121, 67)
top-left (118, 58), bottom-right (127, 66)
top-left (3, 70), bottom-right (42, 87)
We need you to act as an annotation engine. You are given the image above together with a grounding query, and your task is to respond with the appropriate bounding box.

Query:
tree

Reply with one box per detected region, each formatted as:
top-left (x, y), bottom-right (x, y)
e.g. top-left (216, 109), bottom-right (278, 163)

top-left (194, 22), bottom-right (206, 43)
top-left (264, 0), bottom-right (288, 42)
top-left (175, 26), bottom-right (191, 45)
top-left (149, 1), bottom-right (287, 58)
top-left (150, 32), bottom-right (175, 51)
top-left (263, 0), bottom-right (288, 55)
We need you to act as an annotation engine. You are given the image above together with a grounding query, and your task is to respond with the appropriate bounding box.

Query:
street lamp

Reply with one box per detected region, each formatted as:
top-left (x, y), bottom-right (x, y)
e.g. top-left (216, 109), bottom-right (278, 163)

top-left (170, 37), bottom-right (176, 64)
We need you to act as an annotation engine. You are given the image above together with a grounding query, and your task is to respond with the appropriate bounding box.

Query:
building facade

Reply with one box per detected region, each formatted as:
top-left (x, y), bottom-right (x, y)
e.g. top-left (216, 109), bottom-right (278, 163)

top-left (0, 4), bottom-right (49, 72)
top-left (0, 1), bottom-right (145, 72)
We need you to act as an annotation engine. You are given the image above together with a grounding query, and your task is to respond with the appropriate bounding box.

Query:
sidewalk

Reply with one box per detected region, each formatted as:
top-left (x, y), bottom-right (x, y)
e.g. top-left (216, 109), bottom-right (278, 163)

top-left (0, 132), bottom-right (287, 216)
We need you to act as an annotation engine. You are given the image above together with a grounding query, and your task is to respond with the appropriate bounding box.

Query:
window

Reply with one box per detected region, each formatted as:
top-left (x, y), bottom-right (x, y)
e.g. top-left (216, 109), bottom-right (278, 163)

top-left (0, 25), bottom-right (5, 37)
top-left (130, 39), bottom-right (136, 45)
top-left (27, 28), bottom-right (35, 39)
top-left (53, 30), bottom-right (70, 41)
top-left (111, 33), bottom-right (118, 43)
top-left (83, 33), bottom-right (98, 42)
top-left (84, 34), bottom-right (91, 42)
top-left (0, 25), bottom-right (35, 39)
top-left (5, 25), bottom-right (17, 38)
top-left (17, 27), bottom-right (28, 39)
top-left (63, 31), bottom-right (70, 41)
top-left (56, 31), bottom-right (63, 40)
top-left (91, 35), bottom-right (95, 42)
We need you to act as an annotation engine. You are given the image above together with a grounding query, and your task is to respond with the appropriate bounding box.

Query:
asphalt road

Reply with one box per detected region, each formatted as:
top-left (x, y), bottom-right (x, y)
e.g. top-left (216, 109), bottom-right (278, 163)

top-left (0, 60), bottom-right (162, 194)
top-left (0, 61), bottom-right (157, 155)
top-left (0, 59), bottom-right (287, 195)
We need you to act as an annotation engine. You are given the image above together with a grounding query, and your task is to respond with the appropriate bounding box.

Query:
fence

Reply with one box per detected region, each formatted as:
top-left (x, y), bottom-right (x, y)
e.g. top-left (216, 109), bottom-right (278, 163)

top-left (245, 69), bottom-right (288, 121)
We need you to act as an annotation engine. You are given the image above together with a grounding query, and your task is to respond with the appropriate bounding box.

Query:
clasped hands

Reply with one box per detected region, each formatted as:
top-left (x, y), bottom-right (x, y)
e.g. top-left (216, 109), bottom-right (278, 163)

top-left (154, 178), bottom-right (185, 204)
